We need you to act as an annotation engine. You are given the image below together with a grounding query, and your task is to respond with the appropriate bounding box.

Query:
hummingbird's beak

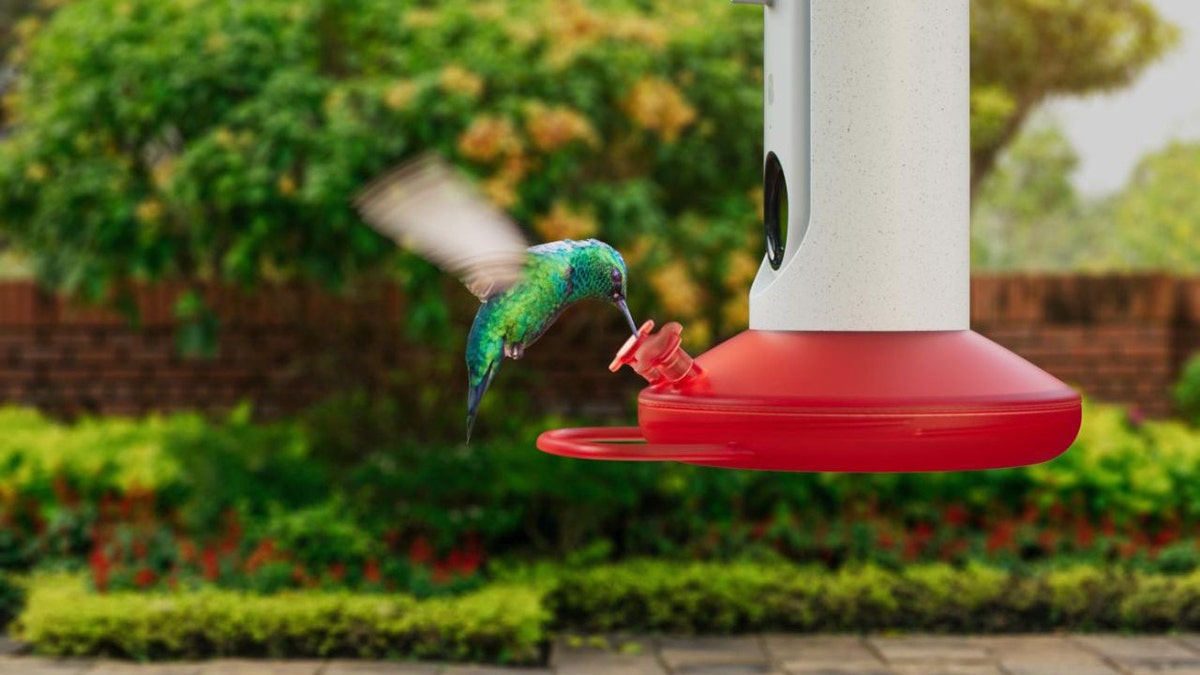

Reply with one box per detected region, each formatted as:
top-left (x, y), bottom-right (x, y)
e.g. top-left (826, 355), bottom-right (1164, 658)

top-left (616, 297), bottom-right (638, 336)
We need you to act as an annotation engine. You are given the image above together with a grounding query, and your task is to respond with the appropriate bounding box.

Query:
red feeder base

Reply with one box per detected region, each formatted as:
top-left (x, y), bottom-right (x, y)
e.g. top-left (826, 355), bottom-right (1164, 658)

top-left (537, 329), bottom-right (1081, 473)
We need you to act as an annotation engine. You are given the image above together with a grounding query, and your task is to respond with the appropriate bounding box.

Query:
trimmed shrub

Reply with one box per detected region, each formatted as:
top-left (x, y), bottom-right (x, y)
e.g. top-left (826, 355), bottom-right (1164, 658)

top-left (547, 561), bottom-right (1171, 634)
top-left (18, 574), bottom-right (547, 663)
top-left (0, 573), bottom-right (25, 629)
top-left (1176, 353), bottom-right (1200, 426)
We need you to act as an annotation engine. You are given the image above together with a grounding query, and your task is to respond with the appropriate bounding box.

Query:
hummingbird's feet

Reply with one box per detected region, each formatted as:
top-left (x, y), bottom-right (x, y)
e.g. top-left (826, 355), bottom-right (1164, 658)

top-left (504, 342), bottom-right (526, 360)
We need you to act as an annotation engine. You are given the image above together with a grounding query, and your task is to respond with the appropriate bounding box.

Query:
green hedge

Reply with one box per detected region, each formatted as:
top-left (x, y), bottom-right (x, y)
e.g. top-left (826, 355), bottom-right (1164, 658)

top-left (18, 575), bottom-right (547, 663)
top-left (27, 561), bottom-right (1200, 662)
top-left (547, 561), bottom-right (1200, 634)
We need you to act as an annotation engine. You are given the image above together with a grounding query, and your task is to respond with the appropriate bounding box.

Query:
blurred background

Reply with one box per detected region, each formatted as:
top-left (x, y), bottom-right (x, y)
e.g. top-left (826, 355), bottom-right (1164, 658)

top-left (0, 0), bottom-right (1199, 658)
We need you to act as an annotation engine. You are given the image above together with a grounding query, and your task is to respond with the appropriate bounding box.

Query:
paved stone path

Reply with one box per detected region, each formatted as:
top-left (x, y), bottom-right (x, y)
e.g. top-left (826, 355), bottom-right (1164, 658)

top-left (5, 636), bottom-right (1200, 674)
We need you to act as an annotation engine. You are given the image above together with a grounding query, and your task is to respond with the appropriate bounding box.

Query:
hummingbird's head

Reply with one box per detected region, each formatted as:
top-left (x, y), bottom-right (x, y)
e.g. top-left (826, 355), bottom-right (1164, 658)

top-left (564, 239), bottom-right (638, 334)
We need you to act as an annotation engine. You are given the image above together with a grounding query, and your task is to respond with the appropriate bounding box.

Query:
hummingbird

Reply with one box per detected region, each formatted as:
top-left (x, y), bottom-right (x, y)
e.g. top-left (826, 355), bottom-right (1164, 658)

top-left (354, 154), bottom-right (639, 439)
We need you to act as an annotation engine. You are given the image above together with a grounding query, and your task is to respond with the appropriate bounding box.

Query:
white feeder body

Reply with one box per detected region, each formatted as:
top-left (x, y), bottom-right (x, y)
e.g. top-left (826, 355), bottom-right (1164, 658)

top-left (749, 0), bottom-right (970, 332)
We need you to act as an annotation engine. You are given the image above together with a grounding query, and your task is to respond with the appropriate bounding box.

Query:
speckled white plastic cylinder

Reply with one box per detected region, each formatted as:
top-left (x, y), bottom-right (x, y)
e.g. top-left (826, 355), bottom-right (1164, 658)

top-left (749, 0), bottom-right (970, 331)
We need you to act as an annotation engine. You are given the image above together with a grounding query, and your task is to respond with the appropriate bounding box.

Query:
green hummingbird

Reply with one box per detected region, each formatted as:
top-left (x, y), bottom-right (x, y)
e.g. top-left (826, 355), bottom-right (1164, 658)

top-left (355, 155), bottom-right (638, 439)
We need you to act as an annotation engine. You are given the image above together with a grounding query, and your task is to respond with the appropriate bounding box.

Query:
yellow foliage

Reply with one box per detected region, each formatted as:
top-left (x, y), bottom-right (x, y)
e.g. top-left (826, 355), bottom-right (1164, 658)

top-left (439, 65), bottom-right (485, 99)
top-left (457, 116), bottom-right (520, 163)
top-left (683, 319), bottom-right (711, 352)
top-left (25, 164), bottom-right (48, 182)
top-left (608, 15), bottom-right (669, 49)
top-left (623, 78), bottom-right (697, 143)
top-left (649, 261), bottom-right (703, 318)
top-left (204, 32), bottom-right (229, 54)
top-left (383, 80), bottom-right (419, 111)
top-left (135, 199), bottom-right (163, 224)
top-left (544, 1), bottom-right (604, 66)
top-left (524, 103), bottom-right (598, 152)
top-left (721, 294), bottom-right (749, 329)
top-left (150, 158), bottom-right (176, 189)
top-left (404, 8), bottom-right (439, 29)
top-left (534, 203), bottom-right (598, 241)
top-left (722, 250), bottom-right (760, 292)
top-left (276, 174), bottom-right (297, 196)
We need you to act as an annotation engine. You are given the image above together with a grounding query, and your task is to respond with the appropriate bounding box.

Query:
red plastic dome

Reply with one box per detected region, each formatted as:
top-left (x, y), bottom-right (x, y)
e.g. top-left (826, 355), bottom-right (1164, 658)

top-left (537, 326), bottom-right (1081, 472)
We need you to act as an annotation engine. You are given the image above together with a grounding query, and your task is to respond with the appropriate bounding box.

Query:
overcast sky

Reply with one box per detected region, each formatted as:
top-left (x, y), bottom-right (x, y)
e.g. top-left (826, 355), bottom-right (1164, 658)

top-left (1050, 0), bottom-right (1200, 196)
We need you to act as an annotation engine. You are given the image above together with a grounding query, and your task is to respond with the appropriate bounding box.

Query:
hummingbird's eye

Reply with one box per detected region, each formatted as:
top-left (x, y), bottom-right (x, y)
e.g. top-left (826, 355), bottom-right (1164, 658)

top-left (610, 268), bottom-right (621, 283)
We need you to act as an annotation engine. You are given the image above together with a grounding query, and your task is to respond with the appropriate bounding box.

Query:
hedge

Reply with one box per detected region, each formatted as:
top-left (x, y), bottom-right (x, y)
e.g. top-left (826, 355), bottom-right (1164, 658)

top-left (546, 561), bottom-right (1200, 635)
top-left (24, 561), bottom-right (1200, 662)
top-left (17, 575), bottom-right (547, 663)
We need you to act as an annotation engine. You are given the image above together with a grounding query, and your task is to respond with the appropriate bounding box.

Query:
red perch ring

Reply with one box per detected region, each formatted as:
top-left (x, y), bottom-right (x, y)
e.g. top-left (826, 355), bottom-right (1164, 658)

top-left (537, 325), bottom-right (1082, 473)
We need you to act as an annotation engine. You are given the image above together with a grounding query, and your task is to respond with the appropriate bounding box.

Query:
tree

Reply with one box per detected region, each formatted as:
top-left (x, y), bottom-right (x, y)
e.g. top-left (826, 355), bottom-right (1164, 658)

top-left (971, 0), bottom-right (1178, 202)
top-left (1111, 141), bottom-right (1200, 270)
top-left (973, 118), bottom-right (1078, 269)
top-left (0, 0), bottom-right (1182, 326)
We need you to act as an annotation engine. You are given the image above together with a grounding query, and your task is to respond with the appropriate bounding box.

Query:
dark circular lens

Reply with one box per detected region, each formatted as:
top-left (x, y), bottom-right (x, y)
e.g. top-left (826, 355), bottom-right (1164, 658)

top-left (764, 152), bottom-right (788, 270)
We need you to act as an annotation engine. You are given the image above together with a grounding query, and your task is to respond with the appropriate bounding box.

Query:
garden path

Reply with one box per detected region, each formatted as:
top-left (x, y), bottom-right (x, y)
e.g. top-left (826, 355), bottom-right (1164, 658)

top-left (3, 635), bottom-right (1200, 674)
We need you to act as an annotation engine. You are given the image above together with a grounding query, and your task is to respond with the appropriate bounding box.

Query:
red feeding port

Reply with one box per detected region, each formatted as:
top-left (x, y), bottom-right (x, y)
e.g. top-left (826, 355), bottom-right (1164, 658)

top-left (536, 323), bottom-right (1081, 473)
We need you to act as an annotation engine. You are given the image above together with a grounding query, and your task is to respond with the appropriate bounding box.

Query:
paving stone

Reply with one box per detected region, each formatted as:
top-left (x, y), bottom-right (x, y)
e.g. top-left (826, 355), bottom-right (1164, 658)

top-left (964, 635), bottom-right (1117, 674)
top-left (890, 666), bottom-right (1003, 675)
top-left (1173, 636), bottom-right (1200, 656)
top-left (763, 636), bottom-right (880, 666)
top-left (554, 651), bottom-right (665, 675)
top-left (673, 665), bottom-right (781, 675)
top-left (1128, 667), bottom-right (1200, 674)
top-left (0, 657), bottom-right (92, 674)
top-left (1073, 636), bottom-right (1200, 666)
top-left (195, 660), bottom-right (325, 675)
top-left (324, 661), bottom-right (439, 674)
top-left (436, 666), bottom-right (551, 674)
top-left (868, 636), bottom-right (990, 664)
top-left (781, 667), bottom-right (893, 675)
top-left (89, 663), bottom-right (204, 675)
top-left (1001, 661), bottom-right (1118, 675)
top-left (659, 637), bottom-right (768, 670)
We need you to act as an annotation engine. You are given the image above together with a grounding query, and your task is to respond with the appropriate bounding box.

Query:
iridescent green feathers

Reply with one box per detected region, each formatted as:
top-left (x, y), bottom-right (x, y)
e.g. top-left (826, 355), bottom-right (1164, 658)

top-left (355, 155), bottom-right (636, 439)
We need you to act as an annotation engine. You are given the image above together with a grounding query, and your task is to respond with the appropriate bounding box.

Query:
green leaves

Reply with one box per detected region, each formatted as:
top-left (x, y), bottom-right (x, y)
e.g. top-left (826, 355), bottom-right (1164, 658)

top-left (19, 574), bottom-right (546, 662)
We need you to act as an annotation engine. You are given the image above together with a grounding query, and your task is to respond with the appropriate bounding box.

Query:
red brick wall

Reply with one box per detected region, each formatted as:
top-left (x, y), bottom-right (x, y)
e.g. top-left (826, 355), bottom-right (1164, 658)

top-left (0, 275), bottom-right (1196, 420)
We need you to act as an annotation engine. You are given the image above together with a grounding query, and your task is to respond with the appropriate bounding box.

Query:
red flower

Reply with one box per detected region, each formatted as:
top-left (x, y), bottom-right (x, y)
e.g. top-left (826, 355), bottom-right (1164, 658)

top-left (1074, 521), bottom-right (1095, 548)
top-left (1038, 529), bottom-right (1059, 552)
top-left (1020, 504), bottom-right (1039, 524)
top-left (89, 547), bottom-right (111, 593)
top-left (178, 540), bottom-right (197, 563)
top-left (328, 563), bottom-right (346, 582)
top-left (132, 539), bottom-right (148, 561)
top-left (363, 558), bottom-right (382, 584)
top-left (431, 562), bottom-right (452, 584)
top-left (409, 536), bottom-right (434, 566)
top-left (986, 521), bottom-right (1016, 554)
top-left (1101, 515), bottom-right (1116, 537)
top-left (133, 568), bottom-right (156, 588)
top-left (201, 547), bottom-right (219, 581)
top-left (942, 504), bottom-right (969, 527)
top-left (244, 539), bottom-right (276, 573)
top-left (876, 531), bottom-right (897, 551)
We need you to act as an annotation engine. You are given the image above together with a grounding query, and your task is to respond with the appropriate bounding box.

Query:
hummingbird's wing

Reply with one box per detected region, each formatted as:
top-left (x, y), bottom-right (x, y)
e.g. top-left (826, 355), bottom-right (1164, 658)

top-left (354, 153), bottom-right (530, 300)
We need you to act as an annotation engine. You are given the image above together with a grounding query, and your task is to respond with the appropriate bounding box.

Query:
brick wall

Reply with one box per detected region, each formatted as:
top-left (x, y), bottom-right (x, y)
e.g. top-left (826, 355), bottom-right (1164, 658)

top-left (0, 275), bottom-right (1196, 420)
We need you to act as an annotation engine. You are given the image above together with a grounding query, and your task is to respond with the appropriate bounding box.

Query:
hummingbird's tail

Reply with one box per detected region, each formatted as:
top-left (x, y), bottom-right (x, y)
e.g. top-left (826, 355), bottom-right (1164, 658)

top-left (466, 360), bottom-right (500, 442)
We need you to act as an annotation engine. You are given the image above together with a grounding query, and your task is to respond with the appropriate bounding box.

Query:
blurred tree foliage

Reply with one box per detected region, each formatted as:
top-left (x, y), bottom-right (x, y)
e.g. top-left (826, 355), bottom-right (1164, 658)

top-left (971, 0), bottom-right (1178, 201)
top-left (1110, 142), bottom-right (1200, 271)
top-left (972, 117), bottom-right (1119, 270)
top-left (0, 0), bottom-right (1179, 342)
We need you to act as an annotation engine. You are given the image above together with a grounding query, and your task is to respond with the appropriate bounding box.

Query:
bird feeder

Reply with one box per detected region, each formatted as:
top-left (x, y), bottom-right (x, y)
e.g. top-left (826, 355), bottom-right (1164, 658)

top-left (537, 0), bottom-right (1082, 472)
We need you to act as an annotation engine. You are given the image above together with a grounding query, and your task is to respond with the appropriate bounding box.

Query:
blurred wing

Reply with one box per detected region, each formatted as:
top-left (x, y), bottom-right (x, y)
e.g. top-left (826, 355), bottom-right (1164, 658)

top-left (354, 153), bottom-right (530, 300)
